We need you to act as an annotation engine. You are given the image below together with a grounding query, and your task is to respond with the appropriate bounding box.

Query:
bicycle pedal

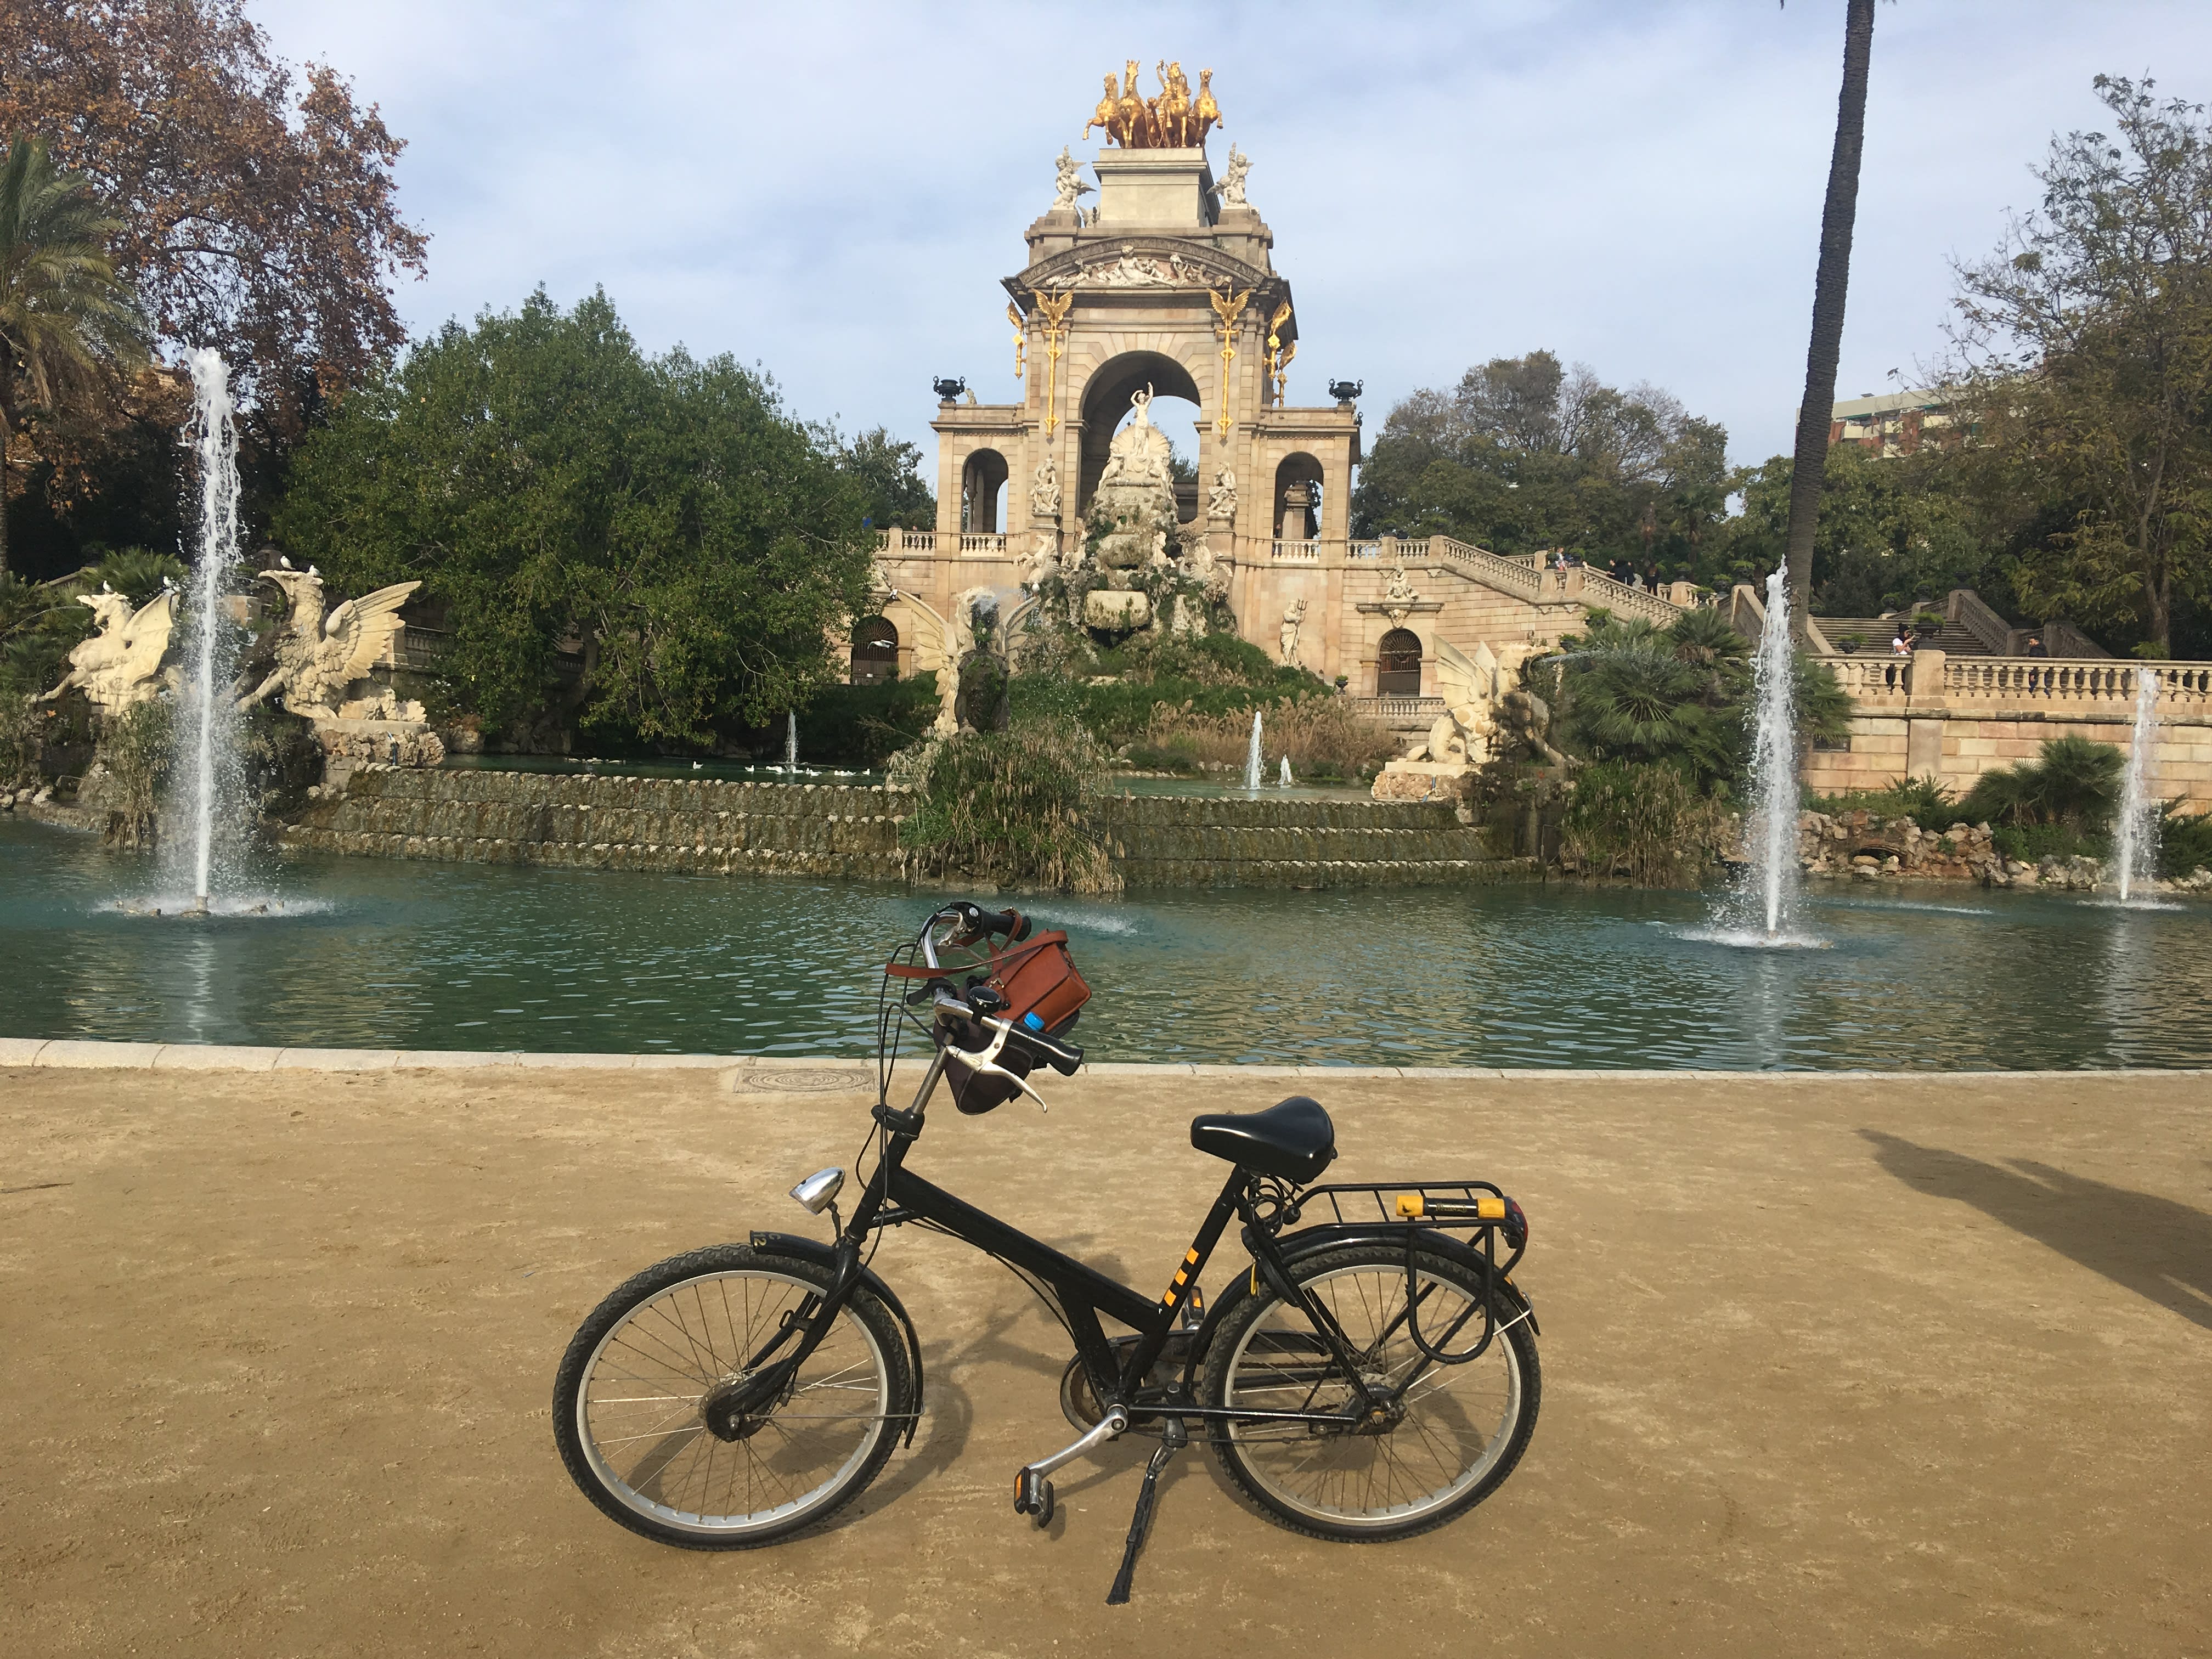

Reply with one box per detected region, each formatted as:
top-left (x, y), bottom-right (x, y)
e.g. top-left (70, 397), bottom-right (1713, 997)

top-left (1013, 1467), bottom-right (1055, 1529)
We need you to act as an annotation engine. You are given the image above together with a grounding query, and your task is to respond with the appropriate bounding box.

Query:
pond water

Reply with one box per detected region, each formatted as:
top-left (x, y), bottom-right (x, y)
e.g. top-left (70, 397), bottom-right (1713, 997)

top-left (4, 818), bottom-right (2209, 1069)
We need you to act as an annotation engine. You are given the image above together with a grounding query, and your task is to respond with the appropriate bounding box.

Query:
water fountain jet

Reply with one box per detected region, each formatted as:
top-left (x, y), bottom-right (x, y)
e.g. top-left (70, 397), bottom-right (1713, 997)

top-left (786, 710), bottom-right (799, 770)
top-left (2113, 667), bottom-right (2163, 905)
top-left (1688, 560), bottom-right (1824, 949)
top-left (1278, 755), bottom-right (1293, 788)
top-left (1244, 710), bottom-right (1263, 792)
top-left (167, 350), bottom-right (248, 912)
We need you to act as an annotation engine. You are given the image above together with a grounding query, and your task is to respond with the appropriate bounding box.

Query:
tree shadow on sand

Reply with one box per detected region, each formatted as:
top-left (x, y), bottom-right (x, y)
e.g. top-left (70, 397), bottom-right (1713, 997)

top-left (1860, 1130), bottom-right (2212, 1333)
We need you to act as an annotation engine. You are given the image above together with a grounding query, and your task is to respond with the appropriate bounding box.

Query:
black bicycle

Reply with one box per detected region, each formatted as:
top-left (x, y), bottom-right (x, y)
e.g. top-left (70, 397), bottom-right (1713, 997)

top-left (553, 902), bottom-right (1541, 1602)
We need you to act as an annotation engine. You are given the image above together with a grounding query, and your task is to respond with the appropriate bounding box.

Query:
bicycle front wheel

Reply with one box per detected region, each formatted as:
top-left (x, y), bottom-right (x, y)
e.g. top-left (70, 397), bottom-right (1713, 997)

top-left (552, 1244), bottom-right (911, 1549)
top-left (1202, 1243), bottom-right (1538, 1541)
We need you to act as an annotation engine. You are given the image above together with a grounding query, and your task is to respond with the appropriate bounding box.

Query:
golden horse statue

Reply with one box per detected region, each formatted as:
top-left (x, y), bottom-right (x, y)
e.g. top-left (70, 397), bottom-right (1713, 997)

top-left (1090, 62), bottom-right (1221, 149)
top-left (1154, 60), bottom-right (1192, 146)
top-left (1193, 69), bottom-right (1222, 144)
top-left (1085, 72), bottom-right (1118, 142)
top-left (1114, 61), bottom-right (1150, 147)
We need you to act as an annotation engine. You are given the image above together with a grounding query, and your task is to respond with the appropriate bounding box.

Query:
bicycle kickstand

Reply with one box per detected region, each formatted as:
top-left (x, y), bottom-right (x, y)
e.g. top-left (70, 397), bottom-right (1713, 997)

top-left (1105, 1417), bottom-right (1187, 1606)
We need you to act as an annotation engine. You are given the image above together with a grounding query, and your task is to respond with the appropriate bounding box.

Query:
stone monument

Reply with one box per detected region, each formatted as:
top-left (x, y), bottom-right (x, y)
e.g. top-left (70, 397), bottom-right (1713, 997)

top-left (37, 584), bottom-right (177, 711)
top-left (239, 561), bottom-right (444, 769)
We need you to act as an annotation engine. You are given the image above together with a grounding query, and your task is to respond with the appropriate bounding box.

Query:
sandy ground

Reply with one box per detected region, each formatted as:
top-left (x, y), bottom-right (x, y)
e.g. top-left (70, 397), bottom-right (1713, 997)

top-left (1, 1062), bottom-right (2208, 1658)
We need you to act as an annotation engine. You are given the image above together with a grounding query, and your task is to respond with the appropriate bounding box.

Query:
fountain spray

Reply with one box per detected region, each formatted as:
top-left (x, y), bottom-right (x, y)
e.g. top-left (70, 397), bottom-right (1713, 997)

top-left (786, 710), bottom-right (799, 770)
top-left (2114, 667), bottom-right (2162, 904)
top-left (1278, 754), bottom-right (1294, 788)
top-left (171, 349), bottom-right (247, 911)
top-left (1244, 710), bottom-right (1263, 792)
top-left (1745, 561), bottom-right (1802, 940)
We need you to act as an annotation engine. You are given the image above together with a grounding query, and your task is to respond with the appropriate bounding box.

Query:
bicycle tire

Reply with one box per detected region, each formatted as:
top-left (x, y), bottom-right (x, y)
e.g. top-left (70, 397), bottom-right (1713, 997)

top-left (1201, 1242), bottom-right (1539, 1542)
top-left (552, 1243), bottom-right (912, 1549)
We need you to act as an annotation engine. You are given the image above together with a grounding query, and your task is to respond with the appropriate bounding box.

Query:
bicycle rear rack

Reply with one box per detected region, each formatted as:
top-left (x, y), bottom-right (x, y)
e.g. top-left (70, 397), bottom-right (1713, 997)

top-left (1286, 1180), bottom-right (1530, 1367)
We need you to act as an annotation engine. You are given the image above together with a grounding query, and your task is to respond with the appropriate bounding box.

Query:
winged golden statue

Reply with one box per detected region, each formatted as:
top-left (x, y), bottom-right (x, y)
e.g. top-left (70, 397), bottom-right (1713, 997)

top-left (238, 560), bottom-right (421, 719)
top-left (38, 583), bottom-right (178, 711)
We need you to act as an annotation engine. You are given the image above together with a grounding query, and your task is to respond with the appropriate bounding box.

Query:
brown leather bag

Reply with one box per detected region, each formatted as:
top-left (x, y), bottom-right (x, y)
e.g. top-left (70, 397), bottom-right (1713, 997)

top-left (941, 927), bottom-right (1091, 1114)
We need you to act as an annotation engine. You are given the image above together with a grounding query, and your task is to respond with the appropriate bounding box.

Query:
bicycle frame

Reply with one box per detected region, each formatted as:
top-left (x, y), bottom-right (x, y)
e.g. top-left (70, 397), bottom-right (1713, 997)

top-left (757, 1045), bottom-right (1455, 1434)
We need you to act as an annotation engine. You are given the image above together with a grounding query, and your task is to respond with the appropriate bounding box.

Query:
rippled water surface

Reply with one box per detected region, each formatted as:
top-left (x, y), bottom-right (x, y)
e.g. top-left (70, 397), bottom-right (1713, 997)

top-left (5, 820), bottom-right (2210, 1069)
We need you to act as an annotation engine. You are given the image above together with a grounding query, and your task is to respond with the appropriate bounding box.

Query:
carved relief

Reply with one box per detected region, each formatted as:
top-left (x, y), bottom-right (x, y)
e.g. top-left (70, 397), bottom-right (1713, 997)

top-left (1207, 464), bottom-right (1238, 521)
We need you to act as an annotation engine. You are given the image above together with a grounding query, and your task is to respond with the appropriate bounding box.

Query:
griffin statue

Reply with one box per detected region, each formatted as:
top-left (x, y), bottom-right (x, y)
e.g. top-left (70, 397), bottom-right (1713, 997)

top-left (238, 560), bottom-right (420, 719)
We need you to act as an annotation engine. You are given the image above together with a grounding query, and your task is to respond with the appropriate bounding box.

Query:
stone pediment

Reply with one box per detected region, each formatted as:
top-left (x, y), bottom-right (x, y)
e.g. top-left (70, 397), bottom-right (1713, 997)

top-left (1009, 239), bottom-right (1271, 298)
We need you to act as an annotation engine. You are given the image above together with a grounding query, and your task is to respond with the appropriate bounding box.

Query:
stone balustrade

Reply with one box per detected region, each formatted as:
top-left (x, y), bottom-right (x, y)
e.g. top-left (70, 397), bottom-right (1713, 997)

top-left (1828, 653), bottom-right (2212, 712)
top-left (1809, 649), bottom-right (2212, 808)
top-left (1270, 539), bottom-right (1322, 563)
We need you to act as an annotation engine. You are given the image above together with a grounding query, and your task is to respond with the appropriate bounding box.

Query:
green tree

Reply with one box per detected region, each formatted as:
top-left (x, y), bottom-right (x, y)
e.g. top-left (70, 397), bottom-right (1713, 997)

top-left (1350, 351), bottom-right (1730, 573)
top-left (1781, 0), bottom-right (1880, 622)
top-left (1726, 443), bottom-right (1989, 616)
top-left (1949, 76), bottom-right (2212, 657)
top-left (1545, 607), bottom-right (1849, 791)
top-left (830, 424), bottom-right (935, 528)
top-left (0, 136), bottom-right (145, 575)
top-left (274, 288), bottom-right (875, 746)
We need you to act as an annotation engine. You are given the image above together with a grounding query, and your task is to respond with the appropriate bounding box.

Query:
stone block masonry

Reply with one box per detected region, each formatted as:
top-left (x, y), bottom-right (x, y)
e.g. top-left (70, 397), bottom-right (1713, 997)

top-left (280, 768), bottom-right (1515, 889)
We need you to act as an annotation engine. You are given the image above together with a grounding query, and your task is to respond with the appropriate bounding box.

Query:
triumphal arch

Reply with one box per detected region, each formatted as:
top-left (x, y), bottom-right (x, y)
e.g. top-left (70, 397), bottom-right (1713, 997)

top-left (867, 64), bottom-right (1696, 764)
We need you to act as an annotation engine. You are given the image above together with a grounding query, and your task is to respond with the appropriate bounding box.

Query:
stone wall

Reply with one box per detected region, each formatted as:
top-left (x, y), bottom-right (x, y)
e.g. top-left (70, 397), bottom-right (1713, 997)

top-left (1807, 654), bottom-right (2212, 811)
top-left (1795, 806), bottom-right (2212, 895)
top-left (280, 768), bottom-right (1514, 890)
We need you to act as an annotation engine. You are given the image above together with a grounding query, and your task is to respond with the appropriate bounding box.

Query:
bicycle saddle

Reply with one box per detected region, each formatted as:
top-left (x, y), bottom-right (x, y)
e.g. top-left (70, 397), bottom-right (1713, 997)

top-left (1189, 1096), bottom-right (1337, 1183)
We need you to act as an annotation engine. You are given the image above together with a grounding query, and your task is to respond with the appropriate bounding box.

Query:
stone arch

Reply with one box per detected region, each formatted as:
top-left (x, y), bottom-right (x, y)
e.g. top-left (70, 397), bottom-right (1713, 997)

top-left (1077, 349), bottom-right (1205, 514)
top-left (960, 448), bottom-right (1009, 534)
top-left (1376, 627), bottom-right (1423, 696)
top-left (1273, 453), bottom-right (1324, 540)
top-left (850, 614), bottom-right (899, 685)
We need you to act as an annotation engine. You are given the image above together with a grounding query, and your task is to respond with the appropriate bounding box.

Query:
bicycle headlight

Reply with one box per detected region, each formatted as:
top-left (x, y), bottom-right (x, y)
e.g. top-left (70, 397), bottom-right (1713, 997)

top-left (789, 1167), bottom-right (845, 1215)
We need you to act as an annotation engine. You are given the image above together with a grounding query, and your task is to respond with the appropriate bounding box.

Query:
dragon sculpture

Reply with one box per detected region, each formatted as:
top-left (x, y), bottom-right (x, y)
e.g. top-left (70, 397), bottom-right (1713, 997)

top-left (238, 560), bottom-right (421, 719)
top-left (38, 583), bottom-right (178, 711)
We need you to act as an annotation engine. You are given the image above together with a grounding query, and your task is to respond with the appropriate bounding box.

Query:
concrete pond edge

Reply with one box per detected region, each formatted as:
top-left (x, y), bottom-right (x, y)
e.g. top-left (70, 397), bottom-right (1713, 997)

top-left (1, 1035), bottom-right (2206, 1084)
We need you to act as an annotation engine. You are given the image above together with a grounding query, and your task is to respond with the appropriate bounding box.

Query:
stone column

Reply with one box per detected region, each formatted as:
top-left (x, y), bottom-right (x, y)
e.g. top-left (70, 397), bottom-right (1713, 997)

top-left (1908, 647), bottom-right (1946, 701)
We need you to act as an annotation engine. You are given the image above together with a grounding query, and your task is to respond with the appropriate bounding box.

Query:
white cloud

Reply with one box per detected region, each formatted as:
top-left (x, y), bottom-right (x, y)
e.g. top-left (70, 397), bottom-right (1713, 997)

top-left (255, 0), bottom-right (2212, 464)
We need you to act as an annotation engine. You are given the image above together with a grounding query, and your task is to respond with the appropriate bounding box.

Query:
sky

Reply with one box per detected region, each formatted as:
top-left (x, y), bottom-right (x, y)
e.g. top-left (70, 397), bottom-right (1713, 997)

top-left (255, 0), bottom-right (2212, 471)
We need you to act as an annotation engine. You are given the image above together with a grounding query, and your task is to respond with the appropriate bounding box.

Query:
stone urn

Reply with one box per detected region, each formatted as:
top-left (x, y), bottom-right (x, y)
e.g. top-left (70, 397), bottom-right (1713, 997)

top-left (1084, 589), bottom-right (1152, 630)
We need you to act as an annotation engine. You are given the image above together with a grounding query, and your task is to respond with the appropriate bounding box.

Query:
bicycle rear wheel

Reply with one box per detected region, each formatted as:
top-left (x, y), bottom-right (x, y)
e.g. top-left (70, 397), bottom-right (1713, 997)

top-left (1201, 1242), bottom-right (1538, 1541)
top-left (553, 1244), bottom-right (911, 1549)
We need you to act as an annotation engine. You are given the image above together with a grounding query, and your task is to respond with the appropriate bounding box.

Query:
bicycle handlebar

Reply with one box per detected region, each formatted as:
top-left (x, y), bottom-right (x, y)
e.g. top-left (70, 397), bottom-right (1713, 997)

top-left (917, 901), bottom-right (1029, 969)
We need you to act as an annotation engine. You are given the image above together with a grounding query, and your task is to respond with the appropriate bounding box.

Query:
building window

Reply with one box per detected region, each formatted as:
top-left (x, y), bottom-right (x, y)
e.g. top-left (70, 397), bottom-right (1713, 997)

top-left (851, 616), bottom-right (899, 685)
top-left (1376, 628), bottom-right (1422, 696)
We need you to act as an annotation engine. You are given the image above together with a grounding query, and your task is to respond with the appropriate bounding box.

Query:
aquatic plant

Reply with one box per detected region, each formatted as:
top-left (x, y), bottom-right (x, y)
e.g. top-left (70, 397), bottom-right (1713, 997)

top-left (899, 717), bottom-right (1120, 893)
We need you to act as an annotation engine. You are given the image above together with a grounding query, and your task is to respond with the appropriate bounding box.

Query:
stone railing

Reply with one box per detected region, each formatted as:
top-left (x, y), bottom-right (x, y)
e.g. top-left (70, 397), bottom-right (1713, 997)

top-left (1946, 587), bottom-right (2015, 654)
top-left (1271, 539), bottom-right (1322, 563)
top-left (958, 532), bottom-right (1009, 555)
top-left (1944, 657), bottom-right (2212, 707)
top-left (1832, 652), bottom-right (2212, 709)
top-left (1350, 696), bottom-right (1443, 719)
top-left (1569, 565), bottom-right (1691, 626)
top-left (1348, 541), bottom-right (1384, 560)
top-left (875, 529), bottom-right (939, 555)
top-left (1410, 537), bottom-right (1545, 602)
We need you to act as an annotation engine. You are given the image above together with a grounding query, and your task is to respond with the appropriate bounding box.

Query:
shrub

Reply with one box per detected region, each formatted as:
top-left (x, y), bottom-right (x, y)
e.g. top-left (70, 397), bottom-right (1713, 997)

top-left (1960, 735), bottom-right (2123, 831)
top-left (0, 692), bottom-right (44, 786)
top-left (899, 718), bottom-right (1120, 893)
top-left (1560, 760), bottom-right (1733, 887)
top-left (798, 674), bottom-right (939, 768)
top-left (1133, 697), bottom-right (1399, 781)
top-left (99, 699), bottom-right (172, 845)
top-left (2157, 804), bottom-right (2212, 878)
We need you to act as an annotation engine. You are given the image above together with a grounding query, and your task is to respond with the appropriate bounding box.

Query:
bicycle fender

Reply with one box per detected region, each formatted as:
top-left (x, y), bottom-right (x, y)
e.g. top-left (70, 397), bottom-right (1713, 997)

top-left (1189, 1225), bottom-right (1537, 1345)
top-left (1278, 1224), bottom-right (1539, 1336)
top-left (747, 1230), bottom-right (927, 1446)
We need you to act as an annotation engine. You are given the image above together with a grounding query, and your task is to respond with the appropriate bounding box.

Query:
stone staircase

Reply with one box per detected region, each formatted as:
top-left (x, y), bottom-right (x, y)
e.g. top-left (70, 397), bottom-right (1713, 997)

top-left (280, 769), bottom-right (1515, 889)
top-left (1816, 618), bottom-right (1996, 656)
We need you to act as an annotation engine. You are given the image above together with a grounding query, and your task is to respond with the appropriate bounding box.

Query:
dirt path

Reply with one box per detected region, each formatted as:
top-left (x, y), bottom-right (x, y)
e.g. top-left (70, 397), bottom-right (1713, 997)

top-left (2, 1064), bottom-right (2207, 1657)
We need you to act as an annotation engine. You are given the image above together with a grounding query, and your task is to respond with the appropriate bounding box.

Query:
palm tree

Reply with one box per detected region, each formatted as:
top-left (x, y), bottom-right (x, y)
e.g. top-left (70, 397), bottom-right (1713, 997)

top-left (0, 136), bottom-right (146, 577)
top-left (1781, 0), bottom-right (1878, 624)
